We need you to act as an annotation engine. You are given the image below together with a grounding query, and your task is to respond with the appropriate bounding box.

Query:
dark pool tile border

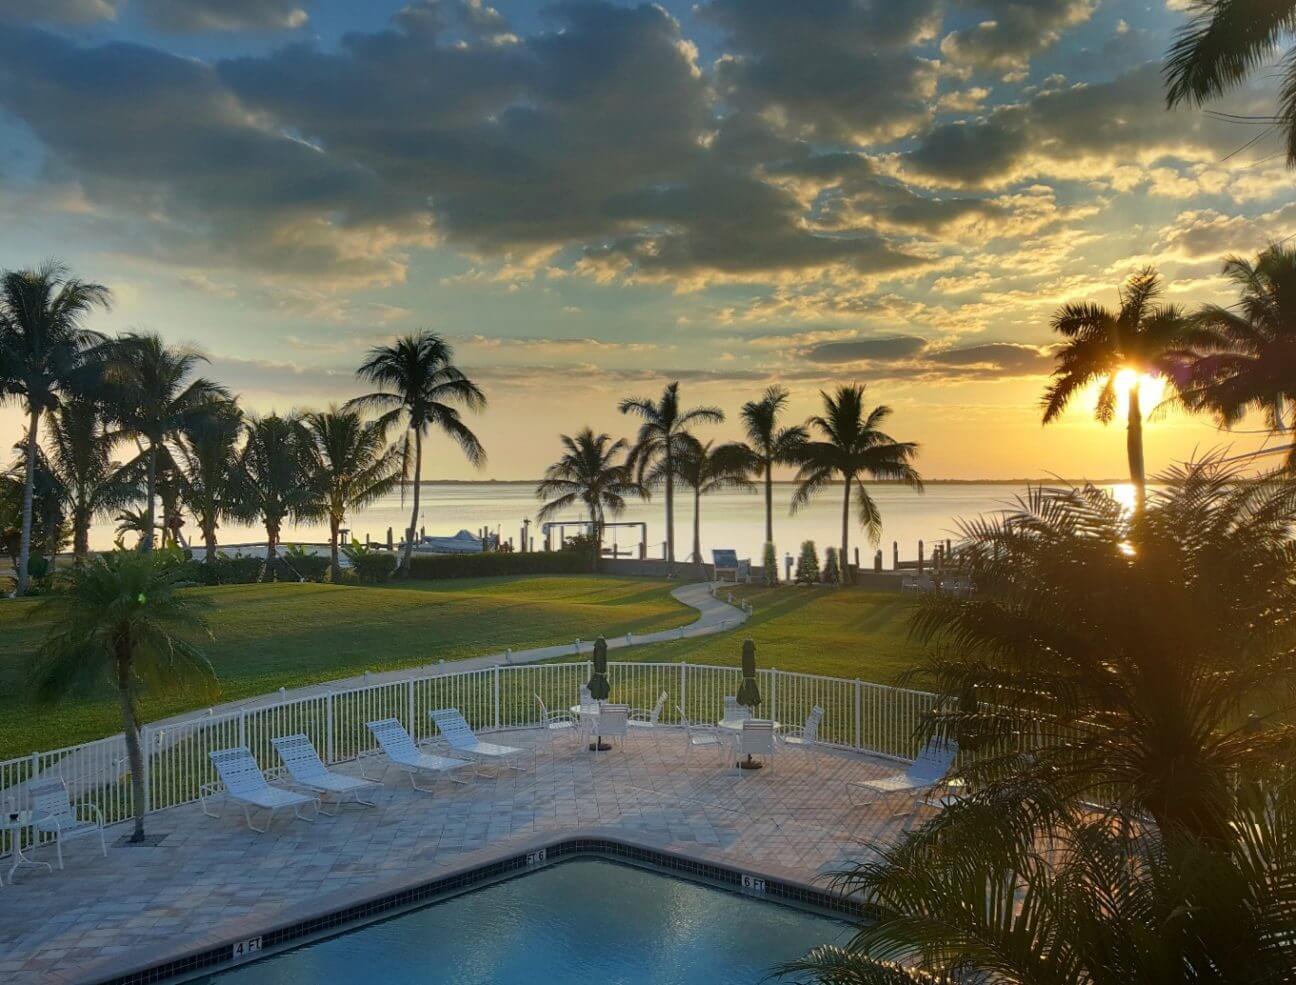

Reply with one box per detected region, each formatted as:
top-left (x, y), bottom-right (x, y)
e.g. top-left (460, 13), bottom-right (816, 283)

top-left (86, 838), bottom-right (872, 985)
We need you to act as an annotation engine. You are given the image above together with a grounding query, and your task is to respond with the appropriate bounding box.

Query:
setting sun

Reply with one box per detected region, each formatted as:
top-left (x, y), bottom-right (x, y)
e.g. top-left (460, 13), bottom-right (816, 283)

top-left (1113, 368), bottom-right (1166, 416)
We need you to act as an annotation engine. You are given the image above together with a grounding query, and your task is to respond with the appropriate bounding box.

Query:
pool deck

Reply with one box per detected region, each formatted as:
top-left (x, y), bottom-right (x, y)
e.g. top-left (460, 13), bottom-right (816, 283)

top-left (1, 729), bottom-right (920, 984)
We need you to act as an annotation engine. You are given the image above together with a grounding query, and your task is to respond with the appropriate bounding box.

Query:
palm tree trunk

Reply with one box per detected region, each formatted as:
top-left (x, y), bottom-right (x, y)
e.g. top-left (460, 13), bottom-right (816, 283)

top-left (117, 646), bottom-right (147, 843)
top-left (664, 449), bottom-right (675, 569)
top-left (329, 515), bottom-right (341, 582)
top-left (203, 517), bottom-right (218, 564)
top-left (403, 430), bottom-right (422, 575)
top-left (692, 487), bottom-right (702, 566)
top-left (1127, 383), bottom-right (1146, 511)
top-left (263, 519), bottom-right (279, 582)
top-left (15, 407), bottom-right (41, 596)
top-left (74, 502), bottom-right (90, 562)
top-left (841, 474), bottom-right (851, 586)
top-left (141, 443), bottom-right (157, 554)
top-left (764, 461), bottom-right (774, 545)
top-left (588, 505), bottom-right (601, 573)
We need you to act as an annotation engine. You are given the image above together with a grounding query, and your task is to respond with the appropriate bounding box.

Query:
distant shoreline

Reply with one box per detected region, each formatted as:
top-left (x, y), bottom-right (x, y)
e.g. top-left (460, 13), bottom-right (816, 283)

top-left (402, 478), bottom-right (1134, 486)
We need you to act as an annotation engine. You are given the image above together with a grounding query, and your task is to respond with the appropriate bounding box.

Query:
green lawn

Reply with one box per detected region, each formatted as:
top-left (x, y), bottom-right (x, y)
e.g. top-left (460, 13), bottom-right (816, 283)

top-left (0, 575), bottom-right (687, 759)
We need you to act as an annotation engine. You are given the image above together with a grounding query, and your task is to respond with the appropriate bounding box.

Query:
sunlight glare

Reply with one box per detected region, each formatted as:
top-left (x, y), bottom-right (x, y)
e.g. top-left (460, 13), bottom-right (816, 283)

top-left (1113, 368), bottom-right (1165, 415)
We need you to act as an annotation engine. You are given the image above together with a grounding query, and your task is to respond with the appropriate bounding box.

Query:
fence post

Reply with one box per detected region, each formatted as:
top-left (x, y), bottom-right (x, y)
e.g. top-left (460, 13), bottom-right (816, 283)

top-left (407, 679), bottom-right (416, 736)
top-left (769, 668), bottom-right (778, 725)
top-left (493, 666), bottom-right (501, 730)
top-left (238, 709), bottom-right (247, 748)
top-left (854, 679), bottom-right (862, 751)
top-left (679, 662), bottom-right (687, 720)
top-left (326, 691), bottom-right (336, 764)
top-left (140, 726), bottom-right (152, 815)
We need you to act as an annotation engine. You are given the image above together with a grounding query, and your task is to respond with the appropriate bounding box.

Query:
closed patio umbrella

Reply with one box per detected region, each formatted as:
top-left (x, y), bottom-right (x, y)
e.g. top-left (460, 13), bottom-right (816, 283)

top-left (586, 636), bottom-right (612, 750)
top-left (737, 638), bottom-right (761, 711)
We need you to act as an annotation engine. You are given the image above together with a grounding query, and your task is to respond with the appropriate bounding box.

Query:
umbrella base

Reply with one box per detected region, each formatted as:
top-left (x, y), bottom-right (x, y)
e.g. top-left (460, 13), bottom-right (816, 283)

top-left (588, 741), bottom-right (612, 751)
top-left (736, 755), bottom-right (764, 770)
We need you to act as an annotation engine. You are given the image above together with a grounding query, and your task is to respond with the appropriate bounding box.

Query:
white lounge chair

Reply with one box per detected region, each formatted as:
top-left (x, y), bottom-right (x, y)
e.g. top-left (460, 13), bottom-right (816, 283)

top-left (362, 718), bottom-right (472, 791)
top-left (712, 549), bottom-right (751, 583)
top-left (29, 779), bottom-right (106, 869)
top-left (272, 734), bottom-right (379, 813)
top-left (429, 708), bottom-right (530, 774)
top-left (536, 695), bottom-right (579, 753)
top-left (202, 747), bottom-right (320, 832)
top-left (847, 738), bottom-right (959, 815)
top-left (679, 705), bottom-right (725, 762)
top-left (628, 691), bottom-right (667, 738)
top-left (734, 719), bottom-right (776, 772)
top-left (590, 703), bottom-right (629, 754)
top-left (779, 706), bottom-right (824, 760)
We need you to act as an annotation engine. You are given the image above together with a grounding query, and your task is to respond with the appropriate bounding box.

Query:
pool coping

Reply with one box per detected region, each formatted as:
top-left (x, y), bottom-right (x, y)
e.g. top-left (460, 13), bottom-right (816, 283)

top-left (71, 825), bottom-right (872, 985)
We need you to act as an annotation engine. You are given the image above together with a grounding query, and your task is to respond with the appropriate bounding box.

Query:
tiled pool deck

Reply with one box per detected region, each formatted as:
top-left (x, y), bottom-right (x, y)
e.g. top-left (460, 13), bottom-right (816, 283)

top-left (1, 729), bottom-right (920, 984)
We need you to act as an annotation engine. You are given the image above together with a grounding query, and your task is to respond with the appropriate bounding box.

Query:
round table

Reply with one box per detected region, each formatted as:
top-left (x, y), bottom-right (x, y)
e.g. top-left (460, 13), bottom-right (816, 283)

top-left (569, 705), bottom-right (612, 751)
top-left (716, 718), bottom-right (781, 770)
top-left (1, 811), bottom-right (51, 884)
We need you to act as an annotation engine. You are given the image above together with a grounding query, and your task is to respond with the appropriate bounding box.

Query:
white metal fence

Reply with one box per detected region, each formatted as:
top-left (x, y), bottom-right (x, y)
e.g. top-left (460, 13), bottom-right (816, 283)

top-left (0, 661), bottom-right (938, 841)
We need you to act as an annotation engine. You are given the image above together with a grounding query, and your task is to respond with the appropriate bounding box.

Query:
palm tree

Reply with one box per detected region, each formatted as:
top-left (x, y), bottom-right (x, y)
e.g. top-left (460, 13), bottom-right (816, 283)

top-left (347, 332), bottom-right (486, 575)
top-left (909, 456), bottom-right (1296, 844)
top-left (619, 382), bottom-right (724, 570)
top-left (237, 413), bottom-right (319, 577)
top-left (1165, 0), bottom-right (1296, 164)
top-left (792, 385), bottom-right (921, 582)
top-left (0, 262), bottom-right (109, 593)
top-left (1180, 244), bottom-right (1296, 469)
top-left (1042, 269), bottom-right (1200, 510)
top-left (42, 402), bottom-right (136, 561)
top-left (675, 436), bottom-right (753, 566)
top-left (738, 385), bottom-right (807, 545)
top-left (302, 407), bottom-right (403, 580)
top-left (173, 400), bottom-right (246, 563)
top-left (535, 428), bottom-right (643, 557)
top-left (30, 550), bottom-right (215, 843)
top-left (99, 333), bottom-right (229, 553)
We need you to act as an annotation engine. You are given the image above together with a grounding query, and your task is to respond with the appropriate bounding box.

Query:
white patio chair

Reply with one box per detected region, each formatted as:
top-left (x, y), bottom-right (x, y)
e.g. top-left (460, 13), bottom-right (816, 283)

top-left (722, 695), bottom-right (751, 724)
top-left (590, 703), bottom-right (629, 754)
top-left (202, 747), bottom-right (320, 833)
top-left (627, 691), bottom-right (667, 739)
top-left (779, 706), bottom-right (824, 761)
top-left (846, 738), bottom-right (960, 815)
top-left (271, 734), bottom-right (379, 813)
top-left (362, 718), bottom-right (472, 791)
top-left (734, 720), bottom-right (775, 772)
top-left (536, 695), bottom-right (579, 753)
top-left (429, 708), bottom-right (531, 774)
top-left (678, 705), bottom-right (725, 763)
top-left (29, 779), bottom-right (106, 869)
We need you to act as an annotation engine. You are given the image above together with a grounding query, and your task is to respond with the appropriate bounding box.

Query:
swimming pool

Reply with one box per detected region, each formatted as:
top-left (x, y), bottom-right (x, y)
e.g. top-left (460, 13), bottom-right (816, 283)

top-left (197, 859), bottom-right (849, 984)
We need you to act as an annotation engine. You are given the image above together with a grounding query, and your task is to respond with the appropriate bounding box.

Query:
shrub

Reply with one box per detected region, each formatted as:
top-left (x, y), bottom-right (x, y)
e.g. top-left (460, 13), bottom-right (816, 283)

top-left (794, 540), bottom-right (820, 584)
top-left (281, 545), bottom-right (330, 583)
top-left (352, 551), bottom-right (398, 583)
top-left (762, 542), bottom-right (779, 586)
top-left (406, 549), bottom-right (589, 581)
top-left (823, 546), bottom-right (841, 585)
top-left (204, 553), bottom-right (264, 585)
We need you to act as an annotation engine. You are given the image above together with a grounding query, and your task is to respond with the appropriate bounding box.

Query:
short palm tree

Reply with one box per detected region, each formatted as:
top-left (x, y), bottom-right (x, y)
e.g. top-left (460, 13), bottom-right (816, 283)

top-left (1180, 244), bottom-right (1296, 469)
top-left (43, 401), bottom-right (136, 561)
top-left (1042, 269), bottom-right (1199, 510)
top-left (302, 407), bottom-right (404, 580)
top-left (237, 413), bottom-right (319, 577)
top-left (30, 550), bottom-right (216, 842)
top-left (347, 332), bottom-right (486, 574)
top-left (739, 385), bottom-right (807, 545)
top-left (619, 382), bottom-right (724, 571)
top-left (909, 456), bottom-right (1296, 844)
top-left (535, 428), bottom-right (642, 557)
top-left (0, 261), bottom-right (109, 593)
top-left (99, 333), bottom-right (229, 553)
top-left (1165, 0), bottom-right (1296, 163)
top-left (173, 400), bottom-right (246, 563)
top-left (675, 436), bottom-right (753, 565)
top-left (792, 385), bottom-right (921, 582)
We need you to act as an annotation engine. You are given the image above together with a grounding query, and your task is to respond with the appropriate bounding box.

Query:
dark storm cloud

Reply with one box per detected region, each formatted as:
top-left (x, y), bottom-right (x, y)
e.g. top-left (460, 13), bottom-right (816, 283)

top-left (0, 0), bottom-right (307, 31)
top-left (941, 0), bottom-right (1096, 74)
top-left (806, 336), bottom-right (928, 362)
top-left (701, 0), bottom-right (941, 143)
top-left (925, 341), bottom-right (1054, 373)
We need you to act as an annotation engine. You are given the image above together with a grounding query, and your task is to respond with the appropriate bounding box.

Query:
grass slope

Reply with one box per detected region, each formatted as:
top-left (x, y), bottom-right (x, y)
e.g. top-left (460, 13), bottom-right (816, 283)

top-left (0, 575), bottom-right (686, 759)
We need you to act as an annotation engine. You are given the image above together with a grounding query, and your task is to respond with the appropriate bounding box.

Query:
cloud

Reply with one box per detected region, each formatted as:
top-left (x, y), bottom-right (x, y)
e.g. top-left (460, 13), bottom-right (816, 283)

top-left (0, 0), bottom-right (122, 23)
top-left (1153, 203), bottom-right (1296, 262)
top-left (940, 0), bottom-right (1097, 77)
top-left (0, 0), bottom-right (306, 31)
top-left (803, 334), bottom-right (1055, 380)
top-left (804, 335), bottom-right (928, 362)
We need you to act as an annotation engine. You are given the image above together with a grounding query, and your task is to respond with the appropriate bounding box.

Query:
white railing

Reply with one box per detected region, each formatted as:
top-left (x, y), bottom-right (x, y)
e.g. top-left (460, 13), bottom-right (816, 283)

top-left (0, 662), bottom-right (938, 839)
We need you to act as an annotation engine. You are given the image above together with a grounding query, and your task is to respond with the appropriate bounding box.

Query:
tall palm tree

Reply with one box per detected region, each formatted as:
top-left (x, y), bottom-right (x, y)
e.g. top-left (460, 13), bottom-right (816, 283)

top-left (535, 428), bottom-right (643, 557)
top-left (0, 262), bottom-right (109, 593)
top-left (347, 332), bottom-right (486, 575)
top-left (237, 413), bottom-right (319, 577)
top-left (99, 333), bottom-right (229, 553)
top-left (302, 407), bottom-right (404, 580)
top-left (675, 436), bottom-right (753, 565)
top-left (619, 382), bottom-right (724, 570)
top-left (792, 385), bottom-right (921, 583)
top-left (173, 400), bottom-right (246, 563)
top-left (42, 401), bottom-right (136, 561)
top-left (739, 385), bottom-right (807, 545)
top-left (1042, 268), bottom-right (1199, 510)
top-left (1180, 244), bottom-right (1296, 469)
top-left (1165, 0), bottom-right (1296, 163)
top-left (30, 550), bottom-right (215, 843)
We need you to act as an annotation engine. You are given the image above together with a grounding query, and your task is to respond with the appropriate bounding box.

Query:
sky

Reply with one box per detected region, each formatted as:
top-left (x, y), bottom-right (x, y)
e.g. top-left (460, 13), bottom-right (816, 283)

top-left (0, 0), bottom-right (1289, 480)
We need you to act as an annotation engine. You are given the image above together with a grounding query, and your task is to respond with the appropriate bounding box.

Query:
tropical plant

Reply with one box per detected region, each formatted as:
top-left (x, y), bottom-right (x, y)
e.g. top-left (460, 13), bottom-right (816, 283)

top-left (98, 333), bottom-right (229, 553)
top-left (173, 400), bottom-right (246, 563)
top-left (1, 451), bottom-right (68, 573)
top-left (342, 539), bottom-right (399, 583)
top-left (1165, 0), bottom-right (1296, 163)
top-left (739, 385), bottom-right (807, 544)
top-left (237, 413), bottom-right (319, 578)
top-left (674, 435), bottom-right (753, 566)
top-left (1042, 269), bottom-right (1203, 509)
top-left (41, 401), bottom-right (137, 561)
top-left (302, 407), bottom-right (403, 580)
top-left (347, 332), bottom-right (486, 574)
top-left (619, 381), bottom-right (724, 571)
top-left (29, 550), bottom-right (216, 842)
top-left (795, 539), bottom-right (820, 584)
top-left (762, 541), bottom-right (779, 586)
top-left (0, 261), bottom-right (109, 593)
top-left (823, 545), bottom-right (841, 585)
top-left (792, 384), bottom-right (922, 582)
top-left (1179, 244), bottom-right (1296, 469)
top-left (909, 456), bottom-right (1296, 844)
top-left (535, 428), bottom-right (642, 560)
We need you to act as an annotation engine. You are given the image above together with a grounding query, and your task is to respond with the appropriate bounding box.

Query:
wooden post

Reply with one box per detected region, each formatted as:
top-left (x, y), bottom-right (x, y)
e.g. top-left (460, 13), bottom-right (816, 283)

top-left (874, 549), bottom-right (882, 572)
top-left (918, 540), bottom-right (924, 574)
top-left (892, 540), bottom-right (899, 569)
top-left (386, 527), bottom-right (393, 550)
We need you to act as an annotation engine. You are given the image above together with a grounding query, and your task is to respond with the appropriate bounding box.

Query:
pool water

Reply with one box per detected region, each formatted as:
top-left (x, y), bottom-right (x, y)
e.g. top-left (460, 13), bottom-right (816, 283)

top-left (199, 859), bottom-right (849, 984)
